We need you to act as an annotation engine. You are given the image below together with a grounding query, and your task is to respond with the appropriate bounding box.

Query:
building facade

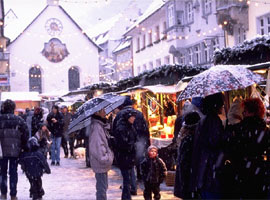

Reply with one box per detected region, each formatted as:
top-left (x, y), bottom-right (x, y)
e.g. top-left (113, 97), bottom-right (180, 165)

top-left (112, 37), bottom-right (133, 81)
top-left (7, 0), bottom-right (100, 94)
top-left (0, 0), bottom-right (10, 92)
top-left (125, 0), bottom-right (225, 76)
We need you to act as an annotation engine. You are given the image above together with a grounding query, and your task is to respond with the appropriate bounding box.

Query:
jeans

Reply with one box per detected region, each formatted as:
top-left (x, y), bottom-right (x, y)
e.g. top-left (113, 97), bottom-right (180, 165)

top-left (69, 135), bottom-right (75, 157)
top-left (95, 173), bottom-right (108, 200)
top-left (61, 135), bottom-right (68, 157)
top-left (51, 136), bottom-right (62, 162)
top-left (121, 169), bottom-right (133, 200)
top-left (0, 157), bottom-right (18, 196)
top-left (130, 167), bottom-right (137, 193)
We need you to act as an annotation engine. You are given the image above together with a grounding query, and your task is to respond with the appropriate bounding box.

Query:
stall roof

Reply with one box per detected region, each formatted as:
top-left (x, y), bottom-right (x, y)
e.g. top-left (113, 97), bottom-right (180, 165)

top-left (1, 92), bottom-right (41, 101)
top-left (143, 84), bottom-right (182, 94)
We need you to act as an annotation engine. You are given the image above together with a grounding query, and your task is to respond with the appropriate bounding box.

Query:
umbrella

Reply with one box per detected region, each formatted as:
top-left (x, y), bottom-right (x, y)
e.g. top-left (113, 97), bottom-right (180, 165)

top-left (177, 65), bottom-right (264, 101)
top-left (68, 93), bottom-right (126, 133)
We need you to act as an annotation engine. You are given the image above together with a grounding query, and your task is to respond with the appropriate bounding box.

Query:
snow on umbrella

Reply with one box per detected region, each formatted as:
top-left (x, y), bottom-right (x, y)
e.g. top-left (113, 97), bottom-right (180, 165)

top-left (177, 65), bottom-right (264, 101)
top-left (68, 93), bottom-right (125, 133)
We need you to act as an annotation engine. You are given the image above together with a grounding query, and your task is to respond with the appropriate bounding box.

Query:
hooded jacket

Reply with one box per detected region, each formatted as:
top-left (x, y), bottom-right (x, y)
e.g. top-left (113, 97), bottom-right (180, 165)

top-left (114, 108), bottom-right (137, 169)
top-left (0, 113), bottom-right (29, 157)
top-left (88, 115), bottom-right (114, 173)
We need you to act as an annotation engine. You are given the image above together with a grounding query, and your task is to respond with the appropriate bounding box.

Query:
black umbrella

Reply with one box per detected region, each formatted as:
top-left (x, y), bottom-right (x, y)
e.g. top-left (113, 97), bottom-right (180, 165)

top-left (68, 93), bottom-right (126, 133)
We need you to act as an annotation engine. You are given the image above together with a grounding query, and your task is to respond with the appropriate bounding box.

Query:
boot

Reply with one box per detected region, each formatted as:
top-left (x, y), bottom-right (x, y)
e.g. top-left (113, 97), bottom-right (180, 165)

top-left (0, 194), bottom-right (7, 200)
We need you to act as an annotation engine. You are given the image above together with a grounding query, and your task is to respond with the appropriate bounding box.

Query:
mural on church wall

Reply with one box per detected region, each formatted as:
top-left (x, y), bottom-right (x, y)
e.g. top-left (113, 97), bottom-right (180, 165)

top-left (41, 38), bottom-right (69, 63)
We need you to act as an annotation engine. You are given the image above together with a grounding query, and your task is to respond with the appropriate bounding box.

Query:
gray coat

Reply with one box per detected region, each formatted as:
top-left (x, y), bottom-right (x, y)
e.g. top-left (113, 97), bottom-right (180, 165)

top-left (89, 117), bottom-right (114, 173)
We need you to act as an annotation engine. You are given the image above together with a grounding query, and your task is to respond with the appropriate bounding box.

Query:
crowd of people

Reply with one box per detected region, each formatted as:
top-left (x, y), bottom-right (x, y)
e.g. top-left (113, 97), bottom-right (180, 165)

top-left (0, 93), bottom-right (269, 200)
top-left (173, 93), bottom-right (270, 199)
top-left (0, 100), bottom-right (84, 200)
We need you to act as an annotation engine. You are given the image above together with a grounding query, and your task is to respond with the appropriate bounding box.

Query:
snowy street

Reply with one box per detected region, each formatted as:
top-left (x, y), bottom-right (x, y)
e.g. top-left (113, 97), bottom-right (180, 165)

top-left (16, 151), bottom-right (179, 200)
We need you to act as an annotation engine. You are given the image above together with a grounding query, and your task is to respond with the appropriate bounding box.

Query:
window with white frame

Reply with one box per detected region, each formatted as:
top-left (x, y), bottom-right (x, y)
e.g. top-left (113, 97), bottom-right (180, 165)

top-left (143, 64), bottom-right (147, 72)
top-left (137, 37), bottom-right (140, 51)
top-left (203, 0), bottom-right (212, 15)
top-left (137, 66), bottom-right (141, 74)
top-left (179, 53), bottom-right (186, 65)
top-left (165, 56), bottom-right (170, 65)
top-left (194, 45), bottom-right (201, 64)
top-left (257, 14), bottom-right (270, 35)
top-left (149, 61), bottom-right (153, 70)
top-left (203, 42), bottom-right (209, 63)
top-left (168, 3), bottom-right (175, 27)
top-left (148, 30), bottom-right (152, 45)
top-left (186, 1), bottom-right (194, 23)
top-left (156, 59), bottom-right (161, 67)
top-left (235, 26), bottom-right (246, 45)
top-left (212, 38), bottom-right (219, 51)
top-left (142, 34), bottom-right (146, 48)
top-left (188, 48), bottom-right (193, 64)
top-left (155, 25), bottom-right (160, 41)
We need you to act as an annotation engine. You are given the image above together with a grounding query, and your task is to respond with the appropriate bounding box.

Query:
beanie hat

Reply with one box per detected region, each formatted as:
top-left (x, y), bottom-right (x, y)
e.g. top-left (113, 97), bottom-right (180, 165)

top-left (147, 145), bottom-right (158, 152)
top-left (191, 97), bottom-right (203, 110)
top-left (183, 111), bottom-right (201, 126)
top-left (28, 137), bottom-right (40, 150)
top-left (122, 96), bottom-right (133, 107)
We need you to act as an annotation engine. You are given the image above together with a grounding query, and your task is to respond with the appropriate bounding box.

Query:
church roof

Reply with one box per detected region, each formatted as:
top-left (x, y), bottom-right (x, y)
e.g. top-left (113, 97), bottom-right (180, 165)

top-left (8, 5), bottom-right (102, 52)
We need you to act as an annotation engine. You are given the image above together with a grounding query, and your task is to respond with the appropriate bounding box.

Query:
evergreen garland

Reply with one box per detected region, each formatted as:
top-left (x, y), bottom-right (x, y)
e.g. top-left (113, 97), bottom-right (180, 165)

top-left (214, 35), bottom-right (270, 65)
top-left (81, 64), bottom-right (208, 94)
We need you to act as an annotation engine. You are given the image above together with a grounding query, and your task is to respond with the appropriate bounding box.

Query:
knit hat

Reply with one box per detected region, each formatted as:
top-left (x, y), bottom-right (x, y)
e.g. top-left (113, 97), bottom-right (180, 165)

top-left (184, 111), bottom-right (201, 126)
top-left (28, 137), bottom-right (39, 151)
top-left (122, 96), bottom-right (133, 107)
top-left (191, 97), bottom-right (203, 110)
top-left (147, 145), bottom-right (158, 152)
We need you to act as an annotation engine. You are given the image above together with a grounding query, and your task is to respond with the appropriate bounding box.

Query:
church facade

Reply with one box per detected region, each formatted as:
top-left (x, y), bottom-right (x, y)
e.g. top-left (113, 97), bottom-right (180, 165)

top-left (7, 1), bottom-right (101, 94)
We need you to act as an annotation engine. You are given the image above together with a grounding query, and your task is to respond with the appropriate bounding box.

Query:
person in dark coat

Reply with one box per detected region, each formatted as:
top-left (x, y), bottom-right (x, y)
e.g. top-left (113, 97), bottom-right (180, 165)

top-left (31, 107), bottom-right (44, 136)
top-left (114, 108), bottom-right (137, 200)
top-left (47, 105), bottom-right (64, 166)
top-left (174, 111), bottom-right (201, 199)
top-left (0, 99), bottom-right (29, 200)
top-left (23, 108), bottom-right (33, 138)
top-left (60, 106), bottom-right (72, 158)
top-left (227, 98), bottom-right (269, 199)
top-left (19, 137), bottom-right (51, 200)
top-left (140, 145), bottom-right (167, 200)
top-left (190, 93), bottom-right (225, 199)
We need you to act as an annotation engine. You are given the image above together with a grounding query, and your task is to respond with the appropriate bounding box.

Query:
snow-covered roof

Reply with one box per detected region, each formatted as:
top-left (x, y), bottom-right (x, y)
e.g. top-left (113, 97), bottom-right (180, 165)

top-left (125, 0), bottom-right (165, 35)
top-left (88, 13), bottom-right (122, 38)
top-left (1, 92), bottom-right (41, 101)
top-left (94, 31), bottom-right (110, 45)
top-left (113, 38), bottom-right (131, 53)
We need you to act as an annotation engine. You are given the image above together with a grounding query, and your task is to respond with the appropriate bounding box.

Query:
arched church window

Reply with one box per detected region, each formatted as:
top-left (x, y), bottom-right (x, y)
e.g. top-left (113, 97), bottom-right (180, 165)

top-left (29, 65), bottom-right (42, 93)
top-left (68, 66), bottom-right (80, 91)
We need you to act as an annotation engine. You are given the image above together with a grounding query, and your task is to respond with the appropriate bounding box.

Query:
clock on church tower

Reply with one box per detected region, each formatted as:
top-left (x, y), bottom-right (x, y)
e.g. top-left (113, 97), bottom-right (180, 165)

top-left (45, 18), bottom-right (63, 36)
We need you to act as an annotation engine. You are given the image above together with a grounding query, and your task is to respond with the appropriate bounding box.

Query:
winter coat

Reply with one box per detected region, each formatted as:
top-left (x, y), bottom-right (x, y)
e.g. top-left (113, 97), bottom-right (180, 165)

top-left (174, 124), bottom-right (197, 199)
top-left (88, 115), bottom-right (114, 173)
top-left (35, 130), bottom-right (51, 154)
top-left (190, 112), bottom-right (224, 193)
top-left (31, 113), bottom-right (44, 136)
top-left (0, 113), bottom-right (29, 157)
top-left (114, 108), bottom-right (137, 170)
top-left (46, 112), bottom-right (64, 138)
top-left (19, 150), bottom-right (51, 178)
top-left (140, 156), bottom-right (167, 184)
top-left (62, 112), bottom-right (71, 137)
top-left (228, 116), bottom-right (269, 199)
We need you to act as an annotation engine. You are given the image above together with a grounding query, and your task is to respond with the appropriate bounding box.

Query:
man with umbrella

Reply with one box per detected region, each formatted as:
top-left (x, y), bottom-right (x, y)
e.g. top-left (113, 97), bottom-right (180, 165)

top-left (88, 108), bottom-right (114, 200)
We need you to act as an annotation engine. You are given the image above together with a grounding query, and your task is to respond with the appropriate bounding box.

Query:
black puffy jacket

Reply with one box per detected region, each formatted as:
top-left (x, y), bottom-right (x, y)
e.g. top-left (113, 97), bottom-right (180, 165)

top-left (19, 150), bottom-right (51, 178)
top-left (0, 113), bottom-right (29, 157)
top-left (140, 156), bottom-right (167, 184)
top-left (114, 108), bottom-right (137, 170)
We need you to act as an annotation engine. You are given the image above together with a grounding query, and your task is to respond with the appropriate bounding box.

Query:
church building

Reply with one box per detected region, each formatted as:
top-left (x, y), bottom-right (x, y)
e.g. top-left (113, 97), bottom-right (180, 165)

top-left (7, 0), bottom-right (101, 94)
